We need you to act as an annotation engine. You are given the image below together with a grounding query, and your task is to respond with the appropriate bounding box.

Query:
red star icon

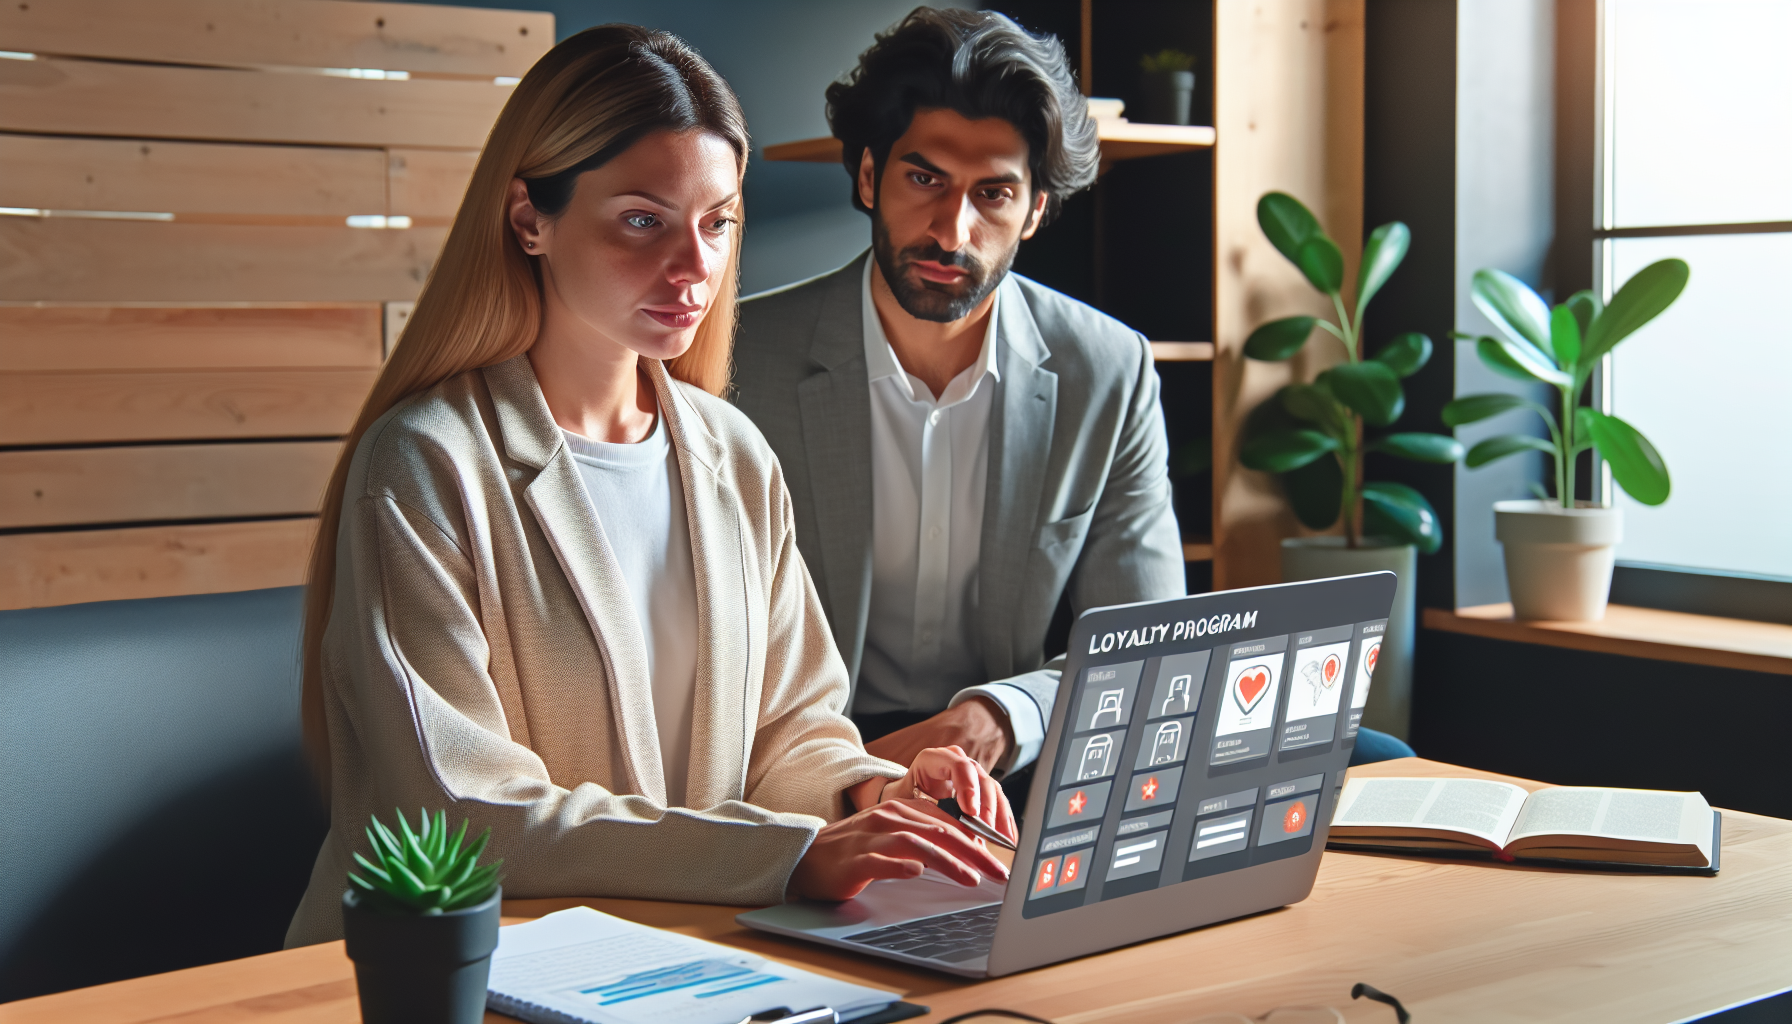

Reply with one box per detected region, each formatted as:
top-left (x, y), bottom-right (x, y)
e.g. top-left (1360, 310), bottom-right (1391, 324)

top-left (1140, 776), bottom-right (1160, 801)
top-left (1066, 790), bottom-right (1088, 815)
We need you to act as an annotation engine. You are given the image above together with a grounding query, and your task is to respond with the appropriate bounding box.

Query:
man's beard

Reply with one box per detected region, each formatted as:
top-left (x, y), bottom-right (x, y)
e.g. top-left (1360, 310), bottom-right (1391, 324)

top-left (871, 211), bottom-right (1018, 324)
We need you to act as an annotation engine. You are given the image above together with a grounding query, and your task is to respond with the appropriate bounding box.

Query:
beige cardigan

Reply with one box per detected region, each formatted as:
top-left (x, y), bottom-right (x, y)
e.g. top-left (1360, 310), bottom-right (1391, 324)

top-left (286, 356), bottom-right (903, 947)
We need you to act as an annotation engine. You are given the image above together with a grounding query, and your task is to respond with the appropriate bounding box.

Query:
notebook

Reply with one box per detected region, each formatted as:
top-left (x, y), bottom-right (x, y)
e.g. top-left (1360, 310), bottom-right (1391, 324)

top-left (487, 907), bottom-right (901, 1024)
top-left (1328, 776), bottom-right (1720, 874)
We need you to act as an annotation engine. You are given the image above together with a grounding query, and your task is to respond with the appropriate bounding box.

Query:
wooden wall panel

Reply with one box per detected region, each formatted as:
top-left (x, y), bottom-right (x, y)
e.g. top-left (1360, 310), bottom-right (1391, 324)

top-left (0, 0), bottom-right (552, 78)
top-left (387, 148), bottom-right (481, 221)
top-left (1211, 0), bottom-right (1365, 590)
top-left (0, 518), bottom-right (317, 611)
top-left (0, 220), bottom-right (446, 301)
top-left (0, 369), bottom-right (376, 444)
top-left (0, 304), bottom-right (383, 372)
top-left (0, 135), bottom-right (387, 217)
top-left (0, 57), bottom-right (512, 149)
top-left (0, 441), bottom-right (339, 529)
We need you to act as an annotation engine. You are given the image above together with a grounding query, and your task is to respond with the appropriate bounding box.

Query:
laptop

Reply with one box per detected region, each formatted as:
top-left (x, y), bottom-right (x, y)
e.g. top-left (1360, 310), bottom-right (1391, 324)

top-left (738, 572), bottom-right (1398, 978)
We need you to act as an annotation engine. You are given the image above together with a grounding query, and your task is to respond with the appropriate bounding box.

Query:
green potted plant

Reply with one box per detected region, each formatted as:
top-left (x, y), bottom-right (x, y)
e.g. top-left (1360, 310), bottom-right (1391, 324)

top-left (1239, 192), bottom-right (1463, 737)
top-left (1443, 260), bottom-right (1686, 621)
top-left (343, 808), bottom-right (505, 1024)
top-left (1137, 48), bottom-right (1196, 126)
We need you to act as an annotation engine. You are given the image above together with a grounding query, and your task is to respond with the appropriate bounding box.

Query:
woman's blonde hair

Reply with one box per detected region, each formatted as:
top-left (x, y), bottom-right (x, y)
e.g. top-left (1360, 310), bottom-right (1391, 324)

top-left (300, 25), bottom-right (749, 795)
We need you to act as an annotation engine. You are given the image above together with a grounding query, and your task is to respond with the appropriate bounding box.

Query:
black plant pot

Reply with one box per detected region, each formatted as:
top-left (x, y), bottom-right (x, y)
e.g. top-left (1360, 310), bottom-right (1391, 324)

top-left (1136, 69), bottom-right (1195, 126)
top-left (342, 887), bottom-right (501, 1024)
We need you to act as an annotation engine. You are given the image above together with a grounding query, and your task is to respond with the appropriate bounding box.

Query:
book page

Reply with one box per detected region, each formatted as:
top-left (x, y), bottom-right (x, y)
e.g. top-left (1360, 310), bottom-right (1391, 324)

top-left (1509, 787), bottom-right (1713, 854)
top-left (1334, 777), bottom-right (1529, 846)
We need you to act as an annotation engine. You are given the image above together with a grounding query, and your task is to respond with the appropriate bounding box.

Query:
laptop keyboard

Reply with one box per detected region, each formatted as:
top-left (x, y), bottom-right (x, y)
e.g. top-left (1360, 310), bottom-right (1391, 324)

top-left (843, 903), bottom-right (1000, 963)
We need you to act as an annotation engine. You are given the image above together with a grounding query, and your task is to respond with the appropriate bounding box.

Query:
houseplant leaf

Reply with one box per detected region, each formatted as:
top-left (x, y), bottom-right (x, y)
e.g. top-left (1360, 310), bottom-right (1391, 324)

top-left (1471, 268), bottom-right (1554, 358)
top-left (1355, 221), bottom-right (1410, 317)
top-left (1465, 434), bottom-right (1555, 467)
top-left (1442, 392), bottom-right (1530, 427)
top-left (1280, 382), bottom-right (1346, 435)
top-left (1549, 304), bottom-right (1582, 372)
top-left (1564, 289), bottom-right (1602, 338)
top-left (1369, 432), bottom-right (1465, 463)
top-left (1240, 429), bottom-right (1339, 472)
top-left (1477, 335), bottom-right (1571, 387)
top-left (1257, 191), bottom-right (1323, 264)
top-left (1372, 332), bottom-right (1433, 378)
top-left (1283, 452), bottom-right (1343, 530)
top-left (1321, 361), bottom-right (1404, 426)
top-left (1582, 258), bottom-right (1690, 368)
top-left (1244, 315), bottom-right (1318, 361)
top-left (1362, 482), bottom-right (1443, 554)
top-left (1295, 235), bottom-right (1345, 294)
top-left (1580, 408), bottom-right (1671, 505)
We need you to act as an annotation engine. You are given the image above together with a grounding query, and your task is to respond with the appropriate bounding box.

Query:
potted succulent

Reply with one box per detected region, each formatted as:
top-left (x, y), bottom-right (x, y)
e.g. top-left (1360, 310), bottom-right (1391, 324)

top-left (343, 809), bottom-right (505, 1024)
top-left (1239, 192), bottom-right (1463, 737)
top-left (1443, 260), bottom-right (1686, 621)
top-left (1137, 49), bottom-right (1196, 126)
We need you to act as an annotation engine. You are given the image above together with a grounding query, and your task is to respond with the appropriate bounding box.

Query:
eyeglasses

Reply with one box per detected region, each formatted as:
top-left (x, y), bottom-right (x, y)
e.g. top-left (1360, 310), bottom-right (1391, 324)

top-left (937, 982), bottom-right (1413, 1024)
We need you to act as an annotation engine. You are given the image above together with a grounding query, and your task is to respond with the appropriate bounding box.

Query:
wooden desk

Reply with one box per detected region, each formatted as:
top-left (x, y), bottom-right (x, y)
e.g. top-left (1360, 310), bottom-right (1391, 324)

top-left (7, 759), bottom-right (1791, 1023)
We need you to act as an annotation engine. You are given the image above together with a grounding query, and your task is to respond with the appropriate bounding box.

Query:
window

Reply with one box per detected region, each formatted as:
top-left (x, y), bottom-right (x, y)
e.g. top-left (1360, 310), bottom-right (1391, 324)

top-left (1598, 0), bottom-right (1792, 579)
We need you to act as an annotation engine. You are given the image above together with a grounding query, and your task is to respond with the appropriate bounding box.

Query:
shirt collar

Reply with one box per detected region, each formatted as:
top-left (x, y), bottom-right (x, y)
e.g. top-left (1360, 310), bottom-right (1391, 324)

top-left (860, 253), bottom-right (1002, 404)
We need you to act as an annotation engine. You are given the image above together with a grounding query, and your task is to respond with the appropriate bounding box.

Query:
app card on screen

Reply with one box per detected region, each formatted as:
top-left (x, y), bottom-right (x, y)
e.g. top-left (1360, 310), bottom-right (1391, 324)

top-left (1060, 731), bottom-right (1124, 784)
top-left (1281, 626), bottom-right (1352, 751)
top-left (1073, 661), bottom-right (1143, 733)
top-left (1045, 780), bottom-right (1111, 829)
top-left (1135, 718), bottom-right (1193, 769)
top-left (1351, 623), bottom-right (1385, 711)
top-left (1209, 637), bottom-right (1287, 766)
top-left (1146, 651), bottom-right (1209, 720)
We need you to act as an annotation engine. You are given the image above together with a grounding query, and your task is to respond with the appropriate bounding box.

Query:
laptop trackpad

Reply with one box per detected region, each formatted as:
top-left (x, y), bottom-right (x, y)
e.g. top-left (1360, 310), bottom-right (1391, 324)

top-left (753, 871), bottom-right (1004, 939)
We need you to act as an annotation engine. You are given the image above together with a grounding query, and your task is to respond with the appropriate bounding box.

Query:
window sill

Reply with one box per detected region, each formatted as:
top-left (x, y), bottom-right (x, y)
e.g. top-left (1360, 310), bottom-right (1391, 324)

top-left (1423, 603), bottom-right (1792, 675)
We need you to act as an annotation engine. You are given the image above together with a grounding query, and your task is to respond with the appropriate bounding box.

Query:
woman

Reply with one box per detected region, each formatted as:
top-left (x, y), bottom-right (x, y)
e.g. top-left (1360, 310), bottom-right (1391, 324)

top-left (286, 25), bottom-right (1014, 947)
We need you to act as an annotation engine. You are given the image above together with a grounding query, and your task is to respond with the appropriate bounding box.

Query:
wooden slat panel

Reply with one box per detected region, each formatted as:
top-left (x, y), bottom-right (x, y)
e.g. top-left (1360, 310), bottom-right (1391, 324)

top-left (0, 219), bottom-right (446, 301)
top-left (0, 441), bottom-right (339, 529)
top-left (0, 57), bottom-right (511, 149)
top-left (387, 148), bottom-right (480, 220)
top-left (0, 0), bottom-right (553, 77)
top-left (0, 369), bottom-right (377, 444)
top-left (0, 517), bottom-right (316, 610)
top-left (0, 134), bottom-right (387, 216)
top-left (0, 304), bottom-right (382, 372)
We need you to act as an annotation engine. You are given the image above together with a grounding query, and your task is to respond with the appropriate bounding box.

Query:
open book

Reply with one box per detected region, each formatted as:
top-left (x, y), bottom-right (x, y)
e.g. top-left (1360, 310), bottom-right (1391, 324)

top-left (1328, 777), bottom-right (1719, 873)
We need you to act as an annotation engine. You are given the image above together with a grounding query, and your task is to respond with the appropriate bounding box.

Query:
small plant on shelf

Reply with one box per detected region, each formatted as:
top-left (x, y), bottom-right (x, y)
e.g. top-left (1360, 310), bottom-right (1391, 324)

top-left (1239, 192), bottom-right (1463, 552)
top-left (1442, 261), bottom-right (1686, 508)
top-left (1139, 48), bottom-right (1196, 74)
top-left (349, 808), bottom-right (504, 914)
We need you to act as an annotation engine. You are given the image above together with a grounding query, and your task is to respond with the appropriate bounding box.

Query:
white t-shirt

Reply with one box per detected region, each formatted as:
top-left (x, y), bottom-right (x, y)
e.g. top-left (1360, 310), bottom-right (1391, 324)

top-left (563, 414), bottom-right (698, 806)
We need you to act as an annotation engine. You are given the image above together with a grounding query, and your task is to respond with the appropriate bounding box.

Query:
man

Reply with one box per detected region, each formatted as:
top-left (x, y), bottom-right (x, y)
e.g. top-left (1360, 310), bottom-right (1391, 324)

top-left (732, 7), bottom-right (1185, 781)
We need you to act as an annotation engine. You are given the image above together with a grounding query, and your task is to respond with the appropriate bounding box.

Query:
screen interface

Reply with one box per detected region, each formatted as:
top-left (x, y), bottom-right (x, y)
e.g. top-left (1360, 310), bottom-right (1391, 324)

top-left (1023, 577), bottom-right (1390, 918)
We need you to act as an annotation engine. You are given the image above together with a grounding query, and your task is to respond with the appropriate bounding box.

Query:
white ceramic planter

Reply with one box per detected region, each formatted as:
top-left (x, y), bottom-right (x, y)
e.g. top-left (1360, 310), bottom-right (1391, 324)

top-left (1494, 500), bottom-right (1623, 621)
top-left (1280, 537), bottom-right (1416, 740)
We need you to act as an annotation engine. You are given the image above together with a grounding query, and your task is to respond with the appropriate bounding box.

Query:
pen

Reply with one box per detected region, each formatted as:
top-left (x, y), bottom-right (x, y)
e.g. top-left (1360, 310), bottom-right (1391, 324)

top-left (936, 797), bottom-right (1018, 851)
top-left (737, 1006), bottom-right (838, 1024)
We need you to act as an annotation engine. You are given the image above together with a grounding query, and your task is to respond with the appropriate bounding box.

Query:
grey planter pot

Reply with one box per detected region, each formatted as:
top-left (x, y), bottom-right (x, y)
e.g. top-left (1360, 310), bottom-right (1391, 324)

top-left (1136, 69), bottom-right (1195, 125)
top-left (1495, 499), bottom-right (1623, 621)
top-left (1281, 537), bottom-right (1416, 740)
top-left (342, 887), bottom-right (501, 1024)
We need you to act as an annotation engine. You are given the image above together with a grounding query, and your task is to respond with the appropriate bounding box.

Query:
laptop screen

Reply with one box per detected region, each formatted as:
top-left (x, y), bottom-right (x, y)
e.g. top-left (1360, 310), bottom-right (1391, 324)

top-left (1020, 573), bottom-right (1395, 917)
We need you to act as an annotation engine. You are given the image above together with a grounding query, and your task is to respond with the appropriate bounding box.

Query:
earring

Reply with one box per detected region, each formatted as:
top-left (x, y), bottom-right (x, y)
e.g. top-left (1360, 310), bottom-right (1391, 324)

top-left (524, 241), bottom-right (535, 250)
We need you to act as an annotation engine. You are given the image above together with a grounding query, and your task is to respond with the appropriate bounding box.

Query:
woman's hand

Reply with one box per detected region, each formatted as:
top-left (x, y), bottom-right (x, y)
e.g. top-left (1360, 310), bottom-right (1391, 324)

top-left (788, 797), bottom-right (1011, 901)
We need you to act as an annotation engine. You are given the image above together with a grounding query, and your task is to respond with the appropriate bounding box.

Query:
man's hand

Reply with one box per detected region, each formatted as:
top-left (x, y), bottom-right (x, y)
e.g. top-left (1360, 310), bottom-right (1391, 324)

top-left (789, 797), bottom-right (1010, 902)
top-left (863, 696), bottom-right (1013, 772)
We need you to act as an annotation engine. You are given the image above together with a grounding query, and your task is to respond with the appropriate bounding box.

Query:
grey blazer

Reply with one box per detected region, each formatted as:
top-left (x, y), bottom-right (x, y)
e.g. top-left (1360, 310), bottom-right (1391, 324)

top-left (732, 252), bottom-right (1186, 735)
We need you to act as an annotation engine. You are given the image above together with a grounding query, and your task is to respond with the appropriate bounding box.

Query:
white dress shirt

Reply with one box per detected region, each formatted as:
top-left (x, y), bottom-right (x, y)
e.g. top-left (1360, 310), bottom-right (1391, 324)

top-left (563, 414), bottom-right (698, 806)
top-left (855, 259), bottom-right (1048, 771)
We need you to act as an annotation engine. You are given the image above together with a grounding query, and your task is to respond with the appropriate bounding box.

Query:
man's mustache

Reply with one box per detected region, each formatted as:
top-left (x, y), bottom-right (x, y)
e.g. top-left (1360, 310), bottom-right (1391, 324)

top-left (901, 241), bottom-right (981, 275)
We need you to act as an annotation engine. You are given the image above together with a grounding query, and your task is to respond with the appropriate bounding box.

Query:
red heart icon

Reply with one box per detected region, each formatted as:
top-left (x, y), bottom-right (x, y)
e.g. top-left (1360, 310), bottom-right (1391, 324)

top-left (1234, 665), bottom-right (1271, 713)
top-left (1365, 643), bottom-right (1380, 675)
top-left (1322, 653), bottom-right (1340, 685)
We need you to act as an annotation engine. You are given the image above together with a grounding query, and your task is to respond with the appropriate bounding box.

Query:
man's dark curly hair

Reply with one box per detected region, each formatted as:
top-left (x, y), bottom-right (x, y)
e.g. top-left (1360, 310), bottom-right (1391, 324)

top-left (825, 7), bottom-right (1098, 226)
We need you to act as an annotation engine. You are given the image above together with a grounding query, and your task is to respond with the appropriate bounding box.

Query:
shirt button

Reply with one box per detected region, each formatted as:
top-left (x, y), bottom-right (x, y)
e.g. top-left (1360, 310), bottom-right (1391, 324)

top-left (928, 409), bottom-right (942, 426)
top-left (928, 526), bottom-right (941, 540)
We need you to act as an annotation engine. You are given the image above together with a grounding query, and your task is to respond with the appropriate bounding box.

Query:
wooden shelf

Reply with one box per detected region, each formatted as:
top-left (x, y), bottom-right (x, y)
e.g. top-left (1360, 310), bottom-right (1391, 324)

top-left (1150, 341), bottom-right (1213, 362)
top-left (761, 121), bottom-right (1215, 167)
top-left (1183, 537), bottom-right (1213, 563)
top-left (1424, 603), bottom-right (1792, 676)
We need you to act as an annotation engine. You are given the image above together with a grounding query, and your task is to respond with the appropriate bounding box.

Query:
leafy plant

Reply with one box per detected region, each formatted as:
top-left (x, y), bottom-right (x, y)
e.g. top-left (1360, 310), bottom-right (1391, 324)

top-left (349, 808), bottom-right (503, 915)
top-left (1442, 261), bottom-right (1686, 508)
top-left (1139, 48), bottom-right (1196, 73)
top-left (1239, 192), bottom-right (1463, 552)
